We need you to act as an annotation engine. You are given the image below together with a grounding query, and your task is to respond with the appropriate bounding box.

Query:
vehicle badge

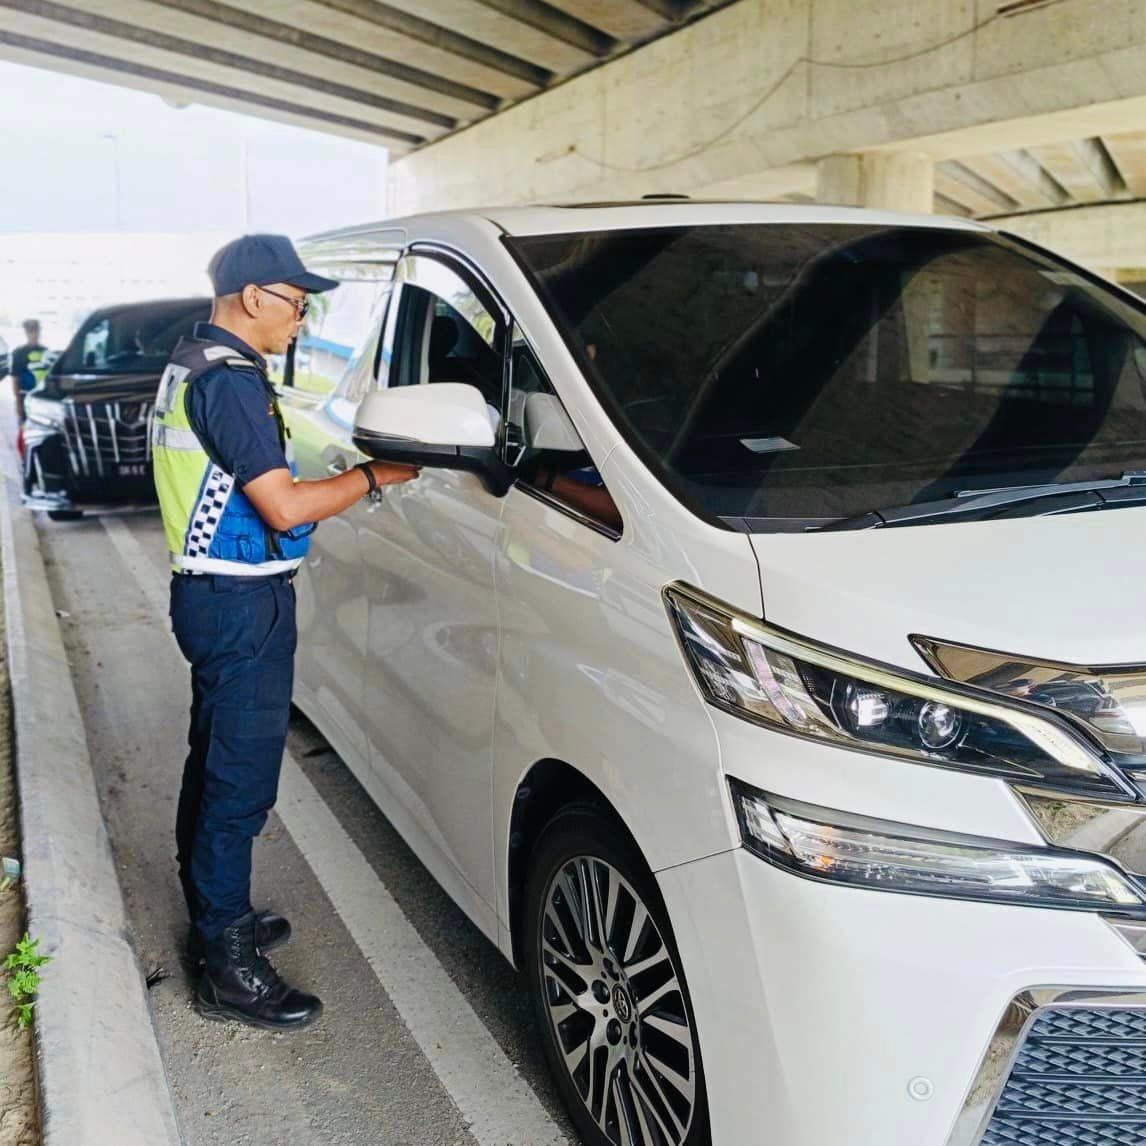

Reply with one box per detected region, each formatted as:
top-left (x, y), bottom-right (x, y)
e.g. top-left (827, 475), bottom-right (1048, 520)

top-left (117, 403), bottom-right (148, 428)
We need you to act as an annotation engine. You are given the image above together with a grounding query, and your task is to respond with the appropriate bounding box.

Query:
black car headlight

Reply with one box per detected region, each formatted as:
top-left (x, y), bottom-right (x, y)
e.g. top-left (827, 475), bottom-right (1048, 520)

top-left (665, 583), bottom-right (1133, 802)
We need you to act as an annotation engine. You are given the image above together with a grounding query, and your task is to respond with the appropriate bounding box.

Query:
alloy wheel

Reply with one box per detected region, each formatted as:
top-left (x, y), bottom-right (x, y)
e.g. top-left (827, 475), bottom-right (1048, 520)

top-left (539, 855), bottom-right (697, 1146)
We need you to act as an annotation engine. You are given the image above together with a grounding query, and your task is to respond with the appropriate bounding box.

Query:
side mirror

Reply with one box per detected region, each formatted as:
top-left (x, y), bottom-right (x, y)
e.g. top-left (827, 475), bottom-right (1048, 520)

top-left (353, 383), bottom-right (512, 496)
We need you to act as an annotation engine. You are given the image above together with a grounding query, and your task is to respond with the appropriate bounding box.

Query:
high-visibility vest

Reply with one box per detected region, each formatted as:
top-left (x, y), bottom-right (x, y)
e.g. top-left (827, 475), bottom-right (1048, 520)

top-left (152, 337), bottom-right (314, 576)
top-left (19, 347), bottom-right (48, 391)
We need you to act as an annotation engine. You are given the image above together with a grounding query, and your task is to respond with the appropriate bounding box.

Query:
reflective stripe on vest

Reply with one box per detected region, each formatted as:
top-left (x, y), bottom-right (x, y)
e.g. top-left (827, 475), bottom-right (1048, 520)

top-left (152, 424), bottom-right (201, 451)
top-left (152, 337), bottom-right (310, 576)
top-left (172, 553), bottom-right (301, 576)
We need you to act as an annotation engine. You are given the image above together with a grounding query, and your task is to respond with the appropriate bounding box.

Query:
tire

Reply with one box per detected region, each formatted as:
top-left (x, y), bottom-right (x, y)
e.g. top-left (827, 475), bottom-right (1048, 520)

top-left (47, 509), bottom-right (83, 522)
top-left (524, 805), bottom-right (710, 1146)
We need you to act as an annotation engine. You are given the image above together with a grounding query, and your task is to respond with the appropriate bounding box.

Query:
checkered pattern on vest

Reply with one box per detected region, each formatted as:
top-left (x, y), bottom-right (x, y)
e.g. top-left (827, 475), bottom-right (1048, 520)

top-left (186, 464), bottom-right (235, 558)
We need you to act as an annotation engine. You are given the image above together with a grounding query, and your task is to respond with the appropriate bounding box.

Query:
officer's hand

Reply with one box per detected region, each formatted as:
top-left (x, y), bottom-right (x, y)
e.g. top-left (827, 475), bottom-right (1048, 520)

top-left (369, 461), bottom-right (420, 485)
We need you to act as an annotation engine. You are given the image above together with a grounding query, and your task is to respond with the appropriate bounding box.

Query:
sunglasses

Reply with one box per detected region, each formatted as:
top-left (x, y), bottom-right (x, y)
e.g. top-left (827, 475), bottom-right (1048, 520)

top-left (259, 285), bottom-right (310, 320)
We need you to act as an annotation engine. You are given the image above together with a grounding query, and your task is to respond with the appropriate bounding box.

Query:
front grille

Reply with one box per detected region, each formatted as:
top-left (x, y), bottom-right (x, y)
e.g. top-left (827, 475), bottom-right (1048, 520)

top-left (61, 398), bottom-right (154, 478)
top-left (981, 1008), bottom-right (1146, 1145)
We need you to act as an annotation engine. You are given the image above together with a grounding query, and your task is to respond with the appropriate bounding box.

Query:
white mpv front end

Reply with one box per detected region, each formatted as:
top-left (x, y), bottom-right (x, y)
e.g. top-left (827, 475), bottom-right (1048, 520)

top-left (295, 204), bottom-right (1146, 1145)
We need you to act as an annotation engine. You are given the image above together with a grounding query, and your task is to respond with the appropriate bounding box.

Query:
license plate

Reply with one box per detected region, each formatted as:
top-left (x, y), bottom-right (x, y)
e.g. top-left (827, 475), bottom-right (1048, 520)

top-left (115, 462), bottom-right (149, 478)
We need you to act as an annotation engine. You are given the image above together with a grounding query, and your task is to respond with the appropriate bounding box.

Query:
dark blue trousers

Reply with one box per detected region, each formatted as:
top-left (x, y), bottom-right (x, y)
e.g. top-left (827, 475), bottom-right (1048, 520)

top-left (170, 572), bottom-right (297, 939)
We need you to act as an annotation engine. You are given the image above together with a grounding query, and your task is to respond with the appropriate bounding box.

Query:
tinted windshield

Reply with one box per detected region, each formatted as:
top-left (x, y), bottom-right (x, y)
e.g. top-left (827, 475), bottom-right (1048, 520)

top-left (57, 299), bottom-right (210, 376)
top-left (508, 224), bottom-right (1146, 530)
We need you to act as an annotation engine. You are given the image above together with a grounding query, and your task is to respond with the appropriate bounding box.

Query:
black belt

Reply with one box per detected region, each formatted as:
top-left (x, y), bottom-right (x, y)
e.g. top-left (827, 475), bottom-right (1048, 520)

top-left (174, 570), bottom-right (295, 584)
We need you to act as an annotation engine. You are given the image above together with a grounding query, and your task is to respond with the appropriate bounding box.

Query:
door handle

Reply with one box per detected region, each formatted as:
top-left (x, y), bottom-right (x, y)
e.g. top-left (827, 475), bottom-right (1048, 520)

top-left (326, 456), bottom-right (350, 476)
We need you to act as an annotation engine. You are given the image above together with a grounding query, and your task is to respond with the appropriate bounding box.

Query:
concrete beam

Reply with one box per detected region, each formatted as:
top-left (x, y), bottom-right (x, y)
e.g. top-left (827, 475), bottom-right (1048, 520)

top-left (934, 192), bottom-right (972, 217)
top-left (1, 0), bottom-right (453, 135)
top-left (933, 166), bottom-right (1008, 217)
top-left (88, 0), bottom-right (492, 124)
top-left (2, 5), bottom-right (451, 145)
top-left (1027, 138), bottom-right (1123, 204)
top-left (389, 0), bottom-right (1146, 212)
top-left (992, 201), bottom-right (1146, 272)
top-left (473, 0), bottom-right (618, 57)
top-left (140, 0), bottom-right (500, 112)
top-left (1100, 131), bottom-right (1146, 198)
top-left (0, 28), bottom-right (412, 145)
top-left (957, 150), bottom-right (1068, 212)
top-left (937, 160), bottom-right (1020, 213)
top-left (553, 0), bottom-right (667, 41)
top-left (380, 0), bottom-right (596, 73)
top-left (634, 0), bottom-right (701, 20)
top-left (308, 0), bottom-right (551, 88)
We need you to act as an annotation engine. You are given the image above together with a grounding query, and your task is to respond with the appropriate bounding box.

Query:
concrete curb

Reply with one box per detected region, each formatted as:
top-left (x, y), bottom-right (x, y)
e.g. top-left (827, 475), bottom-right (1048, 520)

top-left (0, 472), bottom-right (182, 1145)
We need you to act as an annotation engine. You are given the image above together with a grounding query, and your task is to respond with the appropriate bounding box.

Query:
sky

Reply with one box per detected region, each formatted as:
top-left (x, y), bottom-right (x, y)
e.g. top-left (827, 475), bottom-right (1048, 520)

top-left (0, 59), bottom-right (389, 235)
top-left (0, 59), bottom-right (391, 346)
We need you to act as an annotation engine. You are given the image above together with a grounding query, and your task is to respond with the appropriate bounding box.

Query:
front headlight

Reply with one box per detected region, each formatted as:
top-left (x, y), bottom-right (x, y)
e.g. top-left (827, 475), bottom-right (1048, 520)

top-left (665, 584), bottom-right (1133, 801)
top-left (914, 636), bottom-right (1146, 766)
top-left (23, 395), bottom-right (62, 429)
top-left (731, 780), bottom-right (1146, 915)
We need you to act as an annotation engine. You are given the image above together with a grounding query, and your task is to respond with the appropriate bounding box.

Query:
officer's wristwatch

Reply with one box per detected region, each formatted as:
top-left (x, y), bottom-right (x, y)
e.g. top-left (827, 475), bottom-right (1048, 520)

top-left (355, 461), bottom-right (378, 495)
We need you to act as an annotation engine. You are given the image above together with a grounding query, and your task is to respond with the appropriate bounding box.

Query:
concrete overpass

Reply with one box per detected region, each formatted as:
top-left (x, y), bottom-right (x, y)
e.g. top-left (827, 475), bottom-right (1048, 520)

top-left (0, 0), bottom-right (738, 149)
top-left (6, 0), bottom-right (1146, 277)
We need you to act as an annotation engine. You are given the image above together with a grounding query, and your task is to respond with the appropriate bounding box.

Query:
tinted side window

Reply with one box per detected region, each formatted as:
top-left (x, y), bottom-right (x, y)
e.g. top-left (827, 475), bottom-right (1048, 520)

top-left (80, 319), bottom-right (109, 370)
top-left (316, 284), bottom-right (392, 430)
top-left (507, 337), bottom-right (621, 534)
top-left (388, 257), bottom-right (504, 418)
top-left (287, 280), bottom-right (386, 397)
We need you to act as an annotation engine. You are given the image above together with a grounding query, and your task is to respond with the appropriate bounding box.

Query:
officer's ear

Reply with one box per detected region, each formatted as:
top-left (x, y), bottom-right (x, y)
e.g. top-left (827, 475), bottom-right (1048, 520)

top-left (239, 284), bottom-right (262, 319)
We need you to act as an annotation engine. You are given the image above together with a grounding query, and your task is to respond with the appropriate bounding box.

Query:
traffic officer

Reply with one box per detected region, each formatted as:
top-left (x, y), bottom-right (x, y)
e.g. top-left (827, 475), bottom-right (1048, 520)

top-left (8, 318), bottom-right (49, 421)
top-left (153, 234), bottom-right (417, 1031)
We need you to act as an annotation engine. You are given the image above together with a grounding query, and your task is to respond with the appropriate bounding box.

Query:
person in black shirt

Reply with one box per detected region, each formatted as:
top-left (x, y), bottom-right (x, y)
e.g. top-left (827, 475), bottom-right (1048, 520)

top-left (8, 319), bottom-right (49, 421)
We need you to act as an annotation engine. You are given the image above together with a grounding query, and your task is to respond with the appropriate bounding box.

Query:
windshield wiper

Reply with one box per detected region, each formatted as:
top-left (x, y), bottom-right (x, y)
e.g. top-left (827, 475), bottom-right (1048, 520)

top-left (817, 472), bottom-right (1146, 531)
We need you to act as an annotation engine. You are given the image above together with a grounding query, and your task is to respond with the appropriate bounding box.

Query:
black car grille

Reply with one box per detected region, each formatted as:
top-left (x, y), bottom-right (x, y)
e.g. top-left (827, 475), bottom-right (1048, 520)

top-left (61, 398), bottom-right (154, 478)
top-left (981, 1009), bottom-right (1146, 1144)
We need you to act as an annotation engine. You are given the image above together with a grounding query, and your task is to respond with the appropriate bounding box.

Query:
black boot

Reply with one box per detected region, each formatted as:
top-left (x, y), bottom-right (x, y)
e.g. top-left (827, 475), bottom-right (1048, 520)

top-left (186, 910), bottom-right (291, 971)
top-left (195, 911), bottom-right (322, 1031)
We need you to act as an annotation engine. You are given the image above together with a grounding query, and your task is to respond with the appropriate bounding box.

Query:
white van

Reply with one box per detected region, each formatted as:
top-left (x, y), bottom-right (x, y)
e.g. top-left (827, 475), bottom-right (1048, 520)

top-left (284, 203), bottom-right (1146, 1146)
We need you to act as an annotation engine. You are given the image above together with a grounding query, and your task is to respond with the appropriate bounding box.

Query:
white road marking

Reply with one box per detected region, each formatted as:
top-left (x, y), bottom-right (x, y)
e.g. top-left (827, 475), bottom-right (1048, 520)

top-left (99, 515), bottom-right (569, 1146)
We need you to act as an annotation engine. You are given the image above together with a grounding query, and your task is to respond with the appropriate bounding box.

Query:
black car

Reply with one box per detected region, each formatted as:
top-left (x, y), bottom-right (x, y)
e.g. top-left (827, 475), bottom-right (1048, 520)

top-left (22, 297), bottom-right (210, 519)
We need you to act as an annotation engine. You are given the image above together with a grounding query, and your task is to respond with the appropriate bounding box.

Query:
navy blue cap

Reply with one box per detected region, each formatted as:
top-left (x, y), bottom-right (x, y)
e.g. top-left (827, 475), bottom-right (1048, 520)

top-left (207, 233), bottom-right (338, 297)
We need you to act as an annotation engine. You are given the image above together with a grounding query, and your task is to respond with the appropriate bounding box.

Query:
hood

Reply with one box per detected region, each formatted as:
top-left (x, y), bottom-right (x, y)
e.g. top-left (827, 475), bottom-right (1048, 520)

top-left (749, 508), bottom-right (1146, 673)
top-left (53, 371), bottom-right (162, 400)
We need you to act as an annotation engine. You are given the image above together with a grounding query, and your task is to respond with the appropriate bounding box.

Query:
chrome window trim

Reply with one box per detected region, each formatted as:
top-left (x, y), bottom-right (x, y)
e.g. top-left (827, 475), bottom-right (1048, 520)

top-left (514, 481), bottom-right (621, 541)
top-left (946, 987), bottom-right (1146, 1145)
top-left (405, 241), bottom-right (510, 329)
top-left (396, 254), bottom-right (500, 351)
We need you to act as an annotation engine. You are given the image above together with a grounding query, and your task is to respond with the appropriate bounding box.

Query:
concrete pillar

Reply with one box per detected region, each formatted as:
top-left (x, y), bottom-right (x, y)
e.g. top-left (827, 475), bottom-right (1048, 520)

top-left (816, 155), bottom-right (863, 207)
top-left (817, 152), bottom-right (934, 213)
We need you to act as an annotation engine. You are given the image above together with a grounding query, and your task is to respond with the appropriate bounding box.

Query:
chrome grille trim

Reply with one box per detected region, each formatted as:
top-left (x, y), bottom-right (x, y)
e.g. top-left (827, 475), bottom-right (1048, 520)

top-left (85, 405), bottom-right (102, 477)
top-left (60, 398), bottom-right (154, 478)
top-left (106, 408), bottom-right (119, 463)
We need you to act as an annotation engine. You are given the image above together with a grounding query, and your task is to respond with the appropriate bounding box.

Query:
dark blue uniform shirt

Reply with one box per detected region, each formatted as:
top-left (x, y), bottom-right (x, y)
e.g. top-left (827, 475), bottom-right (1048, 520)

top-left (186, 322), bottom-right (289, 488)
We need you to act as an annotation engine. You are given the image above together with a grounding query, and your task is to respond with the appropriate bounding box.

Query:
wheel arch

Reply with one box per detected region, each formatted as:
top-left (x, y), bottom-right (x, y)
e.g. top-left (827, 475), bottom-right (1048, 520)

top-left (506, 757), bottom-right (643, 968)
